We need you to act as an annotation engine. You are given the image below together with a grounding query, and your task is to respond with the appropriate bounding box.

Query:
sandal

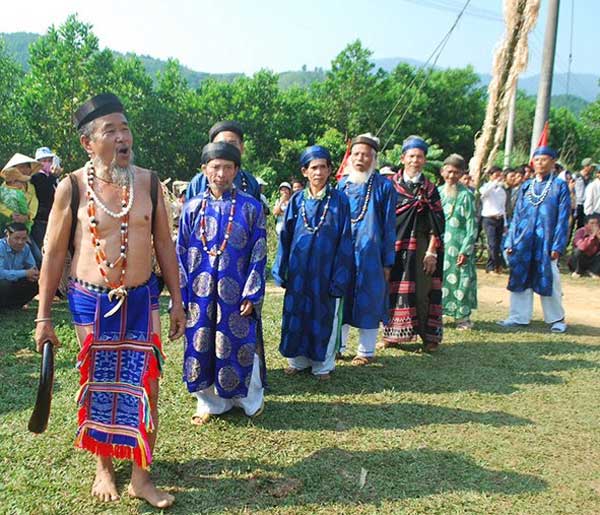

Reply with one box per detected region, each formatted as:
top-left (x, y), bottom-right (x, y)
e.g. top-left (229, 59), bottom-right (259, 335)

top-left (315, 373), bottom-right (331, 381)
top-left (191, 413), bottom-right (213, 426)
top-left (284, 367), bottom-right (302, 376)
top-left (424, 342), bottom-right (439, 353)
top-left (351, 356), bottom-right (374, 366)
top-left (249, 401), bottom-right (265, 419)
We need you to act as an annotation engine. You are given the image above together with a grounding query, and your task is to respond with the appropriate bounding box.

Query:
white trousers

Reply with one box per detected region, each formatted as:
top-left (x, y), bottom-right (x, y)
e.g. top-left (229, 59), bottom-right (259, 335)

top-left (288, 298), bottom-right (341, 375)
top-left (194, 354), bottom-right (263, 416)
top-left (507, 260), bottom-right (565, 324)
top-left (340, 325), bottom-right (378, 357)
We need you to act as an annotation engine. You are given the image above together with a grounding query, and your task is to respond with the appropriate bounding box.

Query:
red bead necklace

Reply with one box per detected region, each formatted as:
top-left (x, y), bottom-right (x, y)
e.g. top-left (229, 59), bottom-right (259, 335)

top-left (85, 162), bottom-right (130, 292)
top-left (199, 187), bottom-right (237, 256)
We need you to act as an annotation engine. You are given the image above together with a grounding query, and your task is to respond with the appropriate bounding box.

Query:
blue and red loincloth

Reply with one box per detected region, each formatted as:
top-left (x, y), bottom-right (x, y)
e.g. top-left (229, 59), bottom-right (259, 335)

top-left (67, 275), bottom-right (164, 469)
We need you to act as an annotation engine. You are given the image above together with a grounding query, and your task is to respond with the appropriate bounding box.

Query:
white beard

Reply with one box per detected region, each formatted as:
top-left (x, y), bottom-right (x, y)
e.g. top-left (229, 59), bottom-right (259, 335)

top-left (94, 151), bottom-right (135, 186)
top-left (346, 163), bottom-right (375, 184)
top-left (444, 183), bottom-right (458, 198)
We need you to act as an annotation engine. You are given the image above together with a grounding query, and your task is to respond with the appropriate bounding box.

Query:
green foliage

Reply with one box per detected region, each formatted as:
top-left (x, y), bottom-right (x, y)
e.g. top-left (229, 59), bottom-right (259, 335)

top-left (0, 15), bottom-right (598, 182)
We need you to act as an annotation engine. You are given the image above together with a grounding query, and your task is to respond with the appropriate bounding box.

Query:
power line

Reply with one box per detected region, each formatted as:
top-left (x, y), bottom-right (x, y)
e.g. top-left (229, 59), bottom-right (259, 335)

top-left (377, 0), bottom-right (472, 151)
top-left (399, 0), bottom-right (502, 22)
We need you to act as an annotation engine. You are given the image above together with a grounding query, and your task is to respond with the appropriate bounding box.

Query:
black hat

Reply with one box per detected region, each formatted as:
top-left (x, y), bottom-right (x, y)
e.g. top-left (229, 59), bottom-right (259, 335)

top-left (74, 93), bottom-right (124, 130)
top-left (208, 120), bottom-right (244, 142)
top-left (201, 142), bottom-right (241, 167)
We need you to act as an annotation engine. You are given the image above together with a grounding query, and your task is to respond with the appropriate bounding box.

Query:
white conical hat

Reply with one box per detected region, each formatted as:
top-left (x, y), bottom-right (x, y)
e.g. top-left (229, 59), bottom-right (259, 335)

top-left (1, 153), bottom-right (42, 176)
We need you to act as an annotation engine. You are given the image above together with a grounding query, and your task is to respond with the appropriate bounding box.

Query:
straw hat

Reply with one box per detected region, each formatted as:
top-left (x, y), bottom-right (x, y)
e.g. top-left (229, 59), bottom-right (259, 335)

top-left (1, 153), bottom-right (42, 179)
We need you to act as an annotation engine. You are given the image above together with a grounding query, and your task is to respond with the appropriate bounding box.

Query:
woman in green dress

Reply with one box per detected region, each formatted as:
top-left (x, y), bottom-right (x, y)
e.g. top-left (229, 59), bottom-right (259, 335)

top-left (438, 154), bottom-right (478, 330)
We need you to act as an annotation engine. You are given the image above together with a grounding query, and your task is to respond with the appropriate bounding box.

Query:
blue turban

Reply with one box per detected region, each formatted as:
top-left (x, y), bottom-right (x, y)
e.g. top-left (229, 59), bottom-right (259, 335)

top-left (532, 146), bottom-right (557, 159)
top-left (299, 145), bottom-right (332, 168)
top-left (402, 136), bottom-right (429, 154)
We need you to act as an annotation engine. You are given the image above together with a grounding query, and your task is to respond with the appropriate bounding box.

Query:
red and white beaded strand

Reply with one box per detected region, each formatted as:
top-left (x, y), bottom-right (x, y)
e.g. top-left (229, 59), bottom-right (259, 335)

top-left (85, 161), bottom-right (131, 291)
top-left (199, 188), bottom-right (237, 256)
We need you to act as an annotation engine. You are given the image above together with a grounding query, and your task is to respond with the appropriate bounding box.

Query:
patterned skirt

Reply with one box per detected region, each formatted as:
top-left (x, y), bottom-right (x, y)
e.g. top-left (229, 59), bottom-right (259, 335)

top-left (67, 275), bottom-right (164, 469)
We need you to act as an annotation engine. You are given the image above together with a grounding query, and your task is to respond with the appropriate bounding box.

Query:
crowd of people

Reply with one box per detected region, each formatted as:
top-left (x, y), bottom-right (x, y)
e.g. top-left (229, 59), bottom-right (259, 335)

top-left (0, 91), bottom-right (593, 509)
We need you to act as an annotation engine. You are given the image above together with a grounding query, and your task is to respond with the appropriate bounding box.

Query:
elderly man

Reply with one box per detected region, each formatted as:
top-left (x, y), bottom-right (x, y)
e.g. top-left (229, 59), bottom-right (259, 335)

top-left (0, 222), bottom-right (39, 309)
top-left (186, 121), bottom-right (260, 201)
top-left (498, 146), bottom-right (570, 333)
top-left (381, 136), bottom-right (445, 352)
top-left (34, 93), bottom-right (185, 508)
top-left (30, 147), bottom-right (61, 250)
top-left (569, 214), bottom-right (600, 278)
top-left (438, 154), bottom-right (477, 329)
top-left (337, 134), bottom-right (397, 365)
top-left (273, 145), bottom-right (353, 380)
top-left (177, 142), bottom-right (267, 425)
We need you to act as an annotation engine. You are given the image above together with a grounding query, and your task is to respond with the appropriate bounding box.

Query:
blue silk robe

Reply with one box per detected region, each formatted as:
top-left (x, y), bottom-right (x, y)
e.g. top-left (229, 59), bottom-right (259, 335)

top-left (338, 172), bottom-right (397, 328)
top-left (505, 176), bottom-right (570, 296)
top-left (177, 189), bottom-right (267, 398)
top-left (272, 186), bottom-right (353, 362)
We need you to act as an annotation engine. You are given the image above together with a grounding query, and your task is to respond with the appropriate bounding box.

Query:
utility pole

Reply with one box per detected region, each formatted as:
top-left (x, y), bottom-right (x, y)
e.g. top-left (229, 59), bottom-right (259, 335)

top-left (504, 89), bottom-right (517, 169)
top-left (530, 0), bottom-right (560, 154)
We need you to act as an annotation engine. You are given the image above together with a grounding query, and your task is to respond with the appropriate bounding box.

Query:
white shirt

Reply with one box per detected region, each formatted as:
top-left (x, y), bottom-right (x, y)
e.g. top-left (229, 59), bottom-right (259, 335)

top-left (403, 172), bottom-right (422, 184)
top-left (584, 179), bottom-right (600, 215)
top-left (479, 180), bottom-right (507, 217)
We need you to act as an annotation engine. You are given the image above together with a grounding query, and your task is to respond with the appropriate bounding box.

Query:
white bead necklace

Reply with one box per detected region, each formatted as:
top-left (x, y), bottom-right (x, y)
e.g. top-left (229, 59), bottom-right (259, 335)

top-left (526, 174), bottom-right (554, 207)
top-left (85, 161), bottom-right (135, 219)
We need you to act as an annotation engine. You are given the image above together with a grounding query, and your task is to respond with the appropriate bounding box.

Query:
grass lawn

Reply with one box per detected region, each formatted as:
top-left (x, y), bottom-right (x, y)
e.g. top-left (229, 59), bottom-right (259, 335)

top-left (1, 271), bottom-right (600, 514)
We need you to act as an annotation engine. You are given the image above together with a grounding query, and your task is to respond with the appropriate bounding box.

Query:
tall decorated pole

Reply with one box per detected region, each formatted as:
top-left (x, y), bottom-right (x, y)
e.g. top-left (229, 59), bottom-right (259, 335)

top-left (530, 0), bottom-right (560, 154)
top-left (469, 0), bottom-right (541, 187)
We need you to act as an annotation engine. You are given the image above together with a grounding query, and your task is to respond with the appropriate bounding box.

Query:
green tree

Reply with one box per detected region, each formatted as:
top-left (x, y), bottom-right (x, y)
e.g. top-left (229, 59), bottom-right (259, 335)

top-left (0, 40), bottom-right (32, 163)
top-left (318, 40), bottom-right (387, 137)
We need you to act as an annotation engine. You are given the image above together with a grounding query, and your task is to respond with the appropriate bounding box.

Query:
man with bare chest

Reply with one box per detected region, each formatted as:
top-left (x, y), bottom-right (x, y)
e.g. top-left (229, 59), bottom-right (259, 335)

top-left (34, 93), bottom-right (185, 509)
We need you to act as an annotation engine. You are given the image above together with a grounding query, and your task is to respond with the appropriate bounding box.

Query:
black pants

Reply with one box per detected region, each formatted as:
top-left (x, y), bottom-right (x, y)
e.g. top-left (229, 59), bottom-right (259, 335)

top-left (0, 279), bottom-right (38, 309)
top-left (31, 220), bottom-right (48, 251)
top-left (568, 249), bottom-right (600, 275)
top-left (482, 216), bottom-right (504, 272)
top-left (576, 205), bottom-right (586, 229)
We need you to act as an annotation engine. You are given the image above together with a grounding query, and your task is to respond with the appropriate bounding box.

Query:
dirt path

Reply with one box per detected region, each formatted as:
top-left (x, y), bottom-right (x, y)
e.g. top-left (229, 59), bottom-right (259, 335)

top-left (469, 271), bottom-right (599, 326)
top-left (267, 272), bottom-right (600, 327)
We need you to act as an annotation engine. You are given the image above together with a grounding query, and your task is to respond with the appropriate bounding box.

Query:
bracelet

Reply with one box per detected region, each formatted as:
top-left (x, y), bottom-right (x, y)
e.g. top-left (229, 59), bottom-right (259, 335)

top-left (425, 251), bottom-right (437, 259)
top-left (34, 317), bottom-right (53, 324)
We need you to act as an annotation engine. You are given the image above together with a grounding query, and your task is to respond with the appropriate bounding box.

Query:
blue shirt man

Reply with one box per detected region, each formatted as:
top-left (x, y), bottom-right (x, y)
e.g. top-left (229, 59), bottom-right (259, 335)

top-left (0, 222), bottom-right (39, 309)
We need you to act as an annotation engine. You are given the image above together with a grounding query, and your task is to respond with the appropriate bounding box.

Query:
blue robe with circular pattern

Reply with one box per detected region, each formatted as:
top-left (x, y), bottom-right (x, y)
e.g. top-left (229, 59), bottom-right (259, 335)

top-left (177, 189), bottom-right (267, 397)
top-left (338, 172), bottom-right (398, 329)
top-left (505, 176), bottom-right (570, 296)
top-left (272, 187), bottom-right (353, 362)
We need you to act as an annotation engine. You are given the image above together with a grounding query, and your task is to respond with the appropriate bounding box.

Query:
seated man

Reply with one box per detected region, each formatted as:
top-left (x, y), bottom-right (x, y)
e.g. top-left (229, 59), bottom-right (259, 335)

top-left (0, 222), bottom-right (39, 309)
top-left (569, 214), bottom-right (600, 278)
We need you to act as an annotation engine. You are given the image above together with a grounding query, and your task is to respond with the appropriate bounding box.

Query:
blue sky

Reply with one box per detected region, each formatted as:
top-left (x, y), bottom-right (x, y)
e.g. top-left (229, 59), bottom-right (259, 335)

top-left (1, 0), bottom-right (597, 83)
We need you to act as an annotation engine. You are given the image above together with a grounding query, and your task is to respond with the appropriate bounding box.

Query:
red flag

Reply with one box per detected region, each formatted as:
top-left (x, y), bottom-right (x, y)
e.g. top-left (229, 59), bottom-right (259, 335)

top-left (335, 139), bottom-right (352, 181)
top-left (530, 121), bottom-right (550, 166)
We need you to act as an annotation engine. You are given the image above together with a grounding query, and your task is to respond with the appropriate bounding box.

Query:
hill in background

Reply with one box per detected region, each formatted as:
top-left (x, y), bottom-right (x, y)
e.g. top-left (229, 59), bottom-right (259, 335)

top-left (2, 32), bottom-right (597, 109)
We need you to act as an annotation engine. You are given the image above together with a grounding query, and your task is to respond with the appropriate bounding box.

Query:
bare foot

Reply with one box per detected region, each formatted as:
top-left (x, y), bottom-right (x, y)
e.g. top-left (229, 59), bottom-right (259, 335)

top-left (129, 470), bottom-right (174, 509)
top-left (91, 456), bottom-right (119, 502)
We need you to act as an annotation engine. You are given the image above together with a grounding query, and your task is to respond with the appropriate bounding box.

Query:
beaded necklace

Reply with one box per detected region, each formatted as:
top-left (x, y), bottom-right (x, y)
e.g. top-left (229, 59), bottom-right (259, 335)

top-left (526, 174), bottom-right (554, 207)
top-left (199, 187), bottom-right (237, 256)
top-left (344, 173), bottom-right (374, 224)
top-left (240, 172), bottom-right (248, 192)
top-left (85, 161), bottom-right (132, 315)
top-left (300, 185), bottom-right (331, 234)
